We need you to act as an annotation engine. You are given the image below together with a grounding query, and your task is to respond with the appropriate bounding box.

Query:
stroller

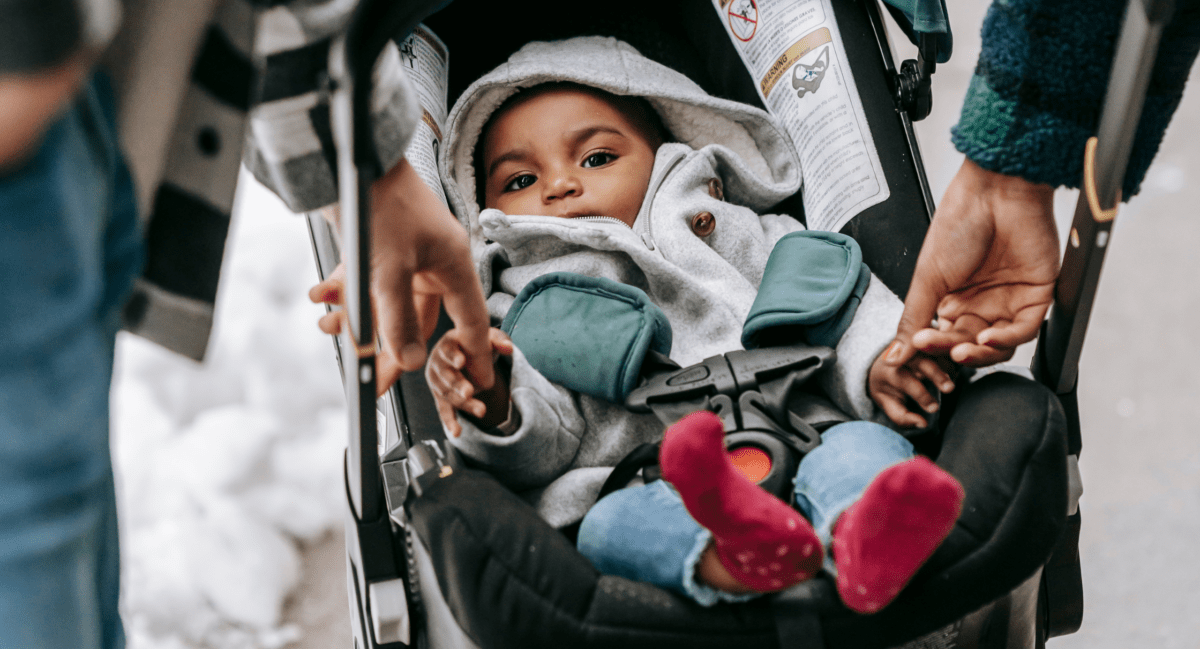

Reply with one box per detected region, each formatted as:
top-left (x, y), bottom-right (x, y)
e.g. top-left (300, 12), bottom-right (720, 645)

top-left (306, 0), bottom-right (1169, 646)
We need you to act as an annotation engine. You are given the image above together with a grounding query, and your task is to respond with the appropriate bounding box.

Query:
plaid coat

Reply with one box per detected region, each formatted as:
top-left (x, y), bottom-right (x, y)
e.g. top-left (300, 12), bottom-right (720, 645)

top-left (1, 0), bottom-right (419, 360)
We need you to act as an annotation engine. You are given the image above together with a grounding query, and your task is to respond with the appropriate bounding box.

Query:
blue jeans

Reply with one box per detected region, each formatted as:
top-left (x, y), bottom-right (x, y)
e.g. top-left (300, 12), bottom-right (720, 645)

top-left (577, 421), bottom-right (913, 605)
top-left (0, 75), bottom-right (142, 649)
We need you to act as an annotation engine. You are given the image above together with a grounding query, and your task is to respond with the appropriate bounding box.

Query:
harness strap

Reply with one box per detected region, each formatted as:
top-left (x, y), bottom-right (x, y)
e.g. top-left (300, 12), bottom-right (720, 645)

top-left (742, 231), bottom-right (871, 350)
top-left (501, 272), bottom-right (671, 403)
top-left (596, 442), bottom-right (661, 502)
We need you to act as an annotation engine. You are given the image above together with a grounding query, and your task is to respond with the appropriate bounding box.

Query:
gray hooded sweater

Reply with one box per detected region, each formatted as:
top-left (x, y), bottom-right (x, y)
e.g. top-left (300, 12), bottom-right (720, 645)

top-left (438, 37), bottom-right (903, 528)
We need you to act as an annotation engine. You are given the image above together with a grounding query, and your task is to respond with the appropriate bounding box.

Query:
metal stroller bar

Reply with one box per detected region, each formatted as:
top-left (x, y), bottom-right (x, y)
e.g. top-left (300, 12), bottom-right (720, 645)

top-left (1030, 0), bottom-right (1174, 637)
top-left (322, 3), bottom-right (450, 646)
top-left (328, 33), bottom-right (382, 523)
top-left (328, 0), bottom-right (449, 522)
top-left (1033, 0), bottom-right (1176, 394)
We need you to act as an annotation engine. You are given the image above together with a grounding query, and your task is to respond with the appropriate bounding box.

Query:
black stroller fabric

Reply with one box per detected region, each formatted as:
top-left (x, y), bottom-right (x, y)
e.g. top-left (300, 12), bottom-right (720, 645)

top-left (408, 372), bottom-right (1067, 649)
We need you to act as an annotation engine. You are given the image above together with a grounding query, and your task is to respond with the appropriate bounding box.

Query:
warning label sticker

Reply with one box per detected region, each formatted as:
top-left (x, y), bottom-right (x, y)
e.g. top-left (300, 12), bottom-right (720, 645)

top-left (727, 0), bottom-right (759, 41)
top-left (397, 24), bottom-right (449, 205)
top-left (712, 0), bottom-right (888, 232)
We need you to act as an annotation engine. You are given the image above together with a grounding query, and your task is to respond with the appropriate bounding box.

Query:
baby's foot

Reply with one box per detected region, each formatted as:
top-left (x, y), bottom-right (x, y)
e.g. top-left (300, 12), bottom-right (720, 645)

top-left (660, 410), bottom-right (822, 592)
top-left (832, 456), bottom-right (964, 613)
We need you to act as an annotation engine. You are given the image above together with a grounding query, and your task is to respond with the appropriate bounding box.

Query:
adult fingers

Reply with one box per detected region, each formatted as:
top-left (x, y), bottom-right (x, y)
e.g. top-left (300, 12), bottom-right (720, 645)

top-left (887, 279), bottom-right (942, 367)
top-left (309, 278), bottom-right (341, 305)
top-left (375, 349), bottom-right (403, 398)
top-left (413, 291), bottom-right (444, 344)
top-left (489, 328), bottom-right (515, 357)
top-left (912, 312), bottom-right (988, 355)
top-left (911, 327), bottom-right (975, 355)
top-left (950, 341), bottom-right (1017, 367)
top-left (436, 256), bottom-right (494, 390)
top-left (318, 310), bottom-right (345, 335)
top-left (976, 302), bottom-right (1050, 350)
top-left (309, 264), bottom-right (346, 304)
top-left (375, 263), bottom-right (427, 371)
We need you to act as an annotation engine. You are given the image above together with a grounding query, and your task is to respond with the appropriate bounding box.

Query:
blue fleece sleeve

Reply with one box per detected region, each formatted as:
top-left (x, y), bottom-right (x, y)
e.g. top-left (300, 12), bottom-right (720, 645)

top-left (951, 0), bottom-right (1200, 198)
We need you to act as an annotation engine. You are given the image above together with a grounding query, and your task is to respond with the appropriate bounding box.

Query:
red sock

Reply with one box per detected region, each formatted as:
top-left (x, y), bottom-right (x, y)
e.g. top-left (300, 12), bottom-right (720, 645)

top-left (832, 456), bottom-right (964, 613)
top-left (660, 410), bottom-right (823, 592)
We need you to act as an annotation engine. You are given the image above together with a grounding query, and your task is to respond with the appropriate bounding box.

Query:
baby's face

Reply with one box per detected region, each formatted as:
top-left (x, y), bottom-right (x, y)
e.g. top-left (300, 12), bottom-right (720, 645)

top-left (481, 88), bottom-right (658, 227)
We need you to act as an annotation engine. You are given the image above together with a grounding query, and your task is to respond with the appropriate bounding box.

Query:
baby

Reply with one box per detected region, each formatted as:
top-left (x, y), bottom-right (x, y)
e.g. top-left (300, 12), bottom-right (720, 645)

top-left (325, 37), bottom-right (963, 613)
top-left (427, 37), bottom-right (965, 613)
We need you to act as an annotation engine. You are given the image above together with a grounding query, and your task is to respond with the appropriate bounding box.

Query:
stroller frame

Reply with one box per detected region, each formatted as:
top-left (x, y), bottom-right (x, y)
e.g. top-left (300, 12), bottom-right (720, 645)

top-left (306, 0), bottom-right (1175, 646)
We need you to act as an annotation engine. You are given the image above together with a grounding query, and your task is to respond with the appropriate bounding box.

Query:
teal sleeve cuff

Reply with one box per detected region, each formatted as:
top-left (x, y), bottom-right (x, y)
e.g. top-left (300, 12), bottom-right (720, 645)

top-left (951, 74), bottom-right (1095, 191)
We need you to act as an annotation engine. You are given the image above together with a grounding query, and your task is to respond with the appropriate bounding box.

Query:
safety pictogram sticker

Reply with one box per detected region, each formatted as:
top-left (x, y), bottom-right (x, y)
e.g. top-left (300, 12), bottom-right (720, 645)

top-left (728, 0), bottom-right (758, 42)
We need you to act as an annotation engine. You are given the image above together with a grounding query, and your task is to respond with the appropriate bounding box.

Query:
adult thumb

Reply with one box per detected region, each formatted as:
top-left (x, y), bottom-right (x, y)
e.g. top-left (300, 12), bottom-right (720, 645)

top-left (886, 273), bottom-right (943, 366)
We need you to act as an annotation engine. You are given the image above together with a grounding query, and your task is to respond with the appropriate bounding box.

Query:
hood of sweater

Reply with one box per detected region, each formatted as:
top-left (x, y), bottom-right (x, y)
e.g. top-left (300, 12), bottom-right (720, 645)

top-left (439, 36), bottom-right (802, 251)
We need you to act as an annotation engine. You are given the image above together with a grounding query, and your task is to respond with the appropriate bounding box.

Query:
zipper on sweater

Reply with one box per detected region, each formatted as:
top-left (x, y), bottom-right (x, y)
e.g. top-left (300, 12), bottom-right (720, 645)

top-left (574, 216), bottom-right (658, 251)
top-left (574, 216), bottom-right (630, 228)
top-left (636, 153), bottom-right (687, 254)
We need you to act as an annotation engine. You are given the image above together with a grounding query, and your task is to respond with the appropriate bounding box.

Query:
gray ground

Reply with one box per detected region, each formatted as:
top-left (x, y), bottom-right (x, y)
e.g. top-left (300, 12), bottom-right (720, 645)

top-left (915, 8), bottom-right (1200, 646)
top-left (284, 6), bottom-right (1200, 647)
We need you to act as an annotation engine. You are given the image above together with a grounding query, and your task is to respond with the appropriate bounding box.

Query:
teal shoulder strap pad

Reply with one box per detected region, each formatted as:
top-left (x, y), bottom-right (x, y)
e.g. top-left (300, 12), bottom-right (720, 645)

top-left (500, 272), bottom-right (672, 403)
top-left (742, 231), bottom-right (871, 349)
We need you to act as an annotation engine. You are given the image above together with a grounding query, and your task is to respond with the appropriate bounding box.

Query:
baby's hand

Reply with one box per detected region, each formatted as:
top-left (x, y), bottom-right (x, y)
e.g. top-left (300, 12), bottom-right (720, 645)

top-left (868, 351), bottom-right (956, 428)
top-left (426, 327), bottom-right (514, 437)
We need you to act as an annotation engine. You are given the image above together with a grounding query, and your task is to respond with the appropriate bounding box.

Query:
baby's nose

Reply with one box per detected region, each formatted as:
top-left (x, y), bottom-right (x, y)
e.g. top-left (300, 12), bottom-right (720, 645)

top-left (544, 172), bottom-right (583, 200)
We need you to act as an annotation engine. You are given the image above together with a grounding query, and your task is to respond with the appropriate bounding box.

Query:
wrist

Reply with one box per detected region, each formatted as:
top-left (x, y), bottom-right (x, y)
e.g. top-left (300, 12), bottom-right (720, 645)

top-left (961, 158), bottom-right (1054, 204)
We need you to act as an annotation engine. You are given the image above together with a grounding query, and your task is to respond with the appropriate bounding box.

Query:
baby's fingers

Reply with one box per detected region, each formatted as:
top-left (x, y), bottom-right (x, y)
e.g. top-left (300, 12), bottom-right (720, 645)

top-left (427, 350), bottom-right (486, 419)
top-left (896, 368), bottom-right (939, 416)
top-left (911, 355), bottom-right (955, 393)
top-left (874, 389), bottom-right (928, 429)
top-left (432, 393), bottom-right (463, 438)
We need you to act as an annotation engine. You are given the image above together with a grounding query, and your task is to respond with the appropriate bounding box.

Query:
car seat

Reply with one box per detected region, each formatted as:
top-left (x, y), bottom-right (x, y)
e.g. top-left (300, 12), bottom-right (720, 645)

top-left (298, 0), bottom-right (1165, 646)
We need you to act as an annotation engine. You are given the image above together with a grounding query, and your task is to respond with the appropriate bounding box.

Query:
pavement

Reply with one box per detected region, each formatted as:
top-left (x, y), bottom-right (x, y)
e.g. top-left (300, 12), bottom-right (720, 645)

top-left (284, 5), bottom-right (1200, 647)
top-left (913, 7), bottom-right (1200, 646)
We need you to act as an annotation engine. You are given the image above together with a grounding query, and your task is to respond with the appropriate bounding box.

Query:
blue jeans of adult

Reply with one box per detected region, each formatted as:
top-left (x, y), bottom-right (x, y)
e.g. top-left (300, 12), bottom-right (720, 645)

top-left (0, 74), bottom-right (142, 649)
top-left (577, 421), bottom-right (914, 606)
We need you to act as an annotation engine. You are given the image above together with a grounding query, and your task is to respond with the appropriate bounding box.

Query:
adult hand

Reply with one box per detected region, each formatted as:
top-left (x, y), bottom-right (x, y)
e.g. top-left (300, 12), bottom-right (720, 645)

top-left (884, 158), bottom-right (1060, 368)
top-left (310, 158), bottom-right (493, 394)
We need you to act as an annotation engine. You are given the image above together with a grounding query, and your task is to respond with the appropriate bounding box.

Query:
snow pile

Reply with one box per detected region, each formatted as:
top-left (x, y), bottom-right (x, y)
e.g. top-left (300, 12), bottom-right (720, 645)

top-left (112, 174), bottom-right (347, 649)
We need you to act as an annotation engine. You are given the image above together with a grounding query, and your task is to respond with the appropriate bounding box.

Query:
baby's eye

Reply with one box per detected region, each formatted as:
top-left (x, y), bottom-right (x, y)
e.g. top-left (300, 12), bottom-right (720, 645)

top-left (582, 152), bottom-right (616, 168)
top-left (504, 174), bottom-right (536, 192)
